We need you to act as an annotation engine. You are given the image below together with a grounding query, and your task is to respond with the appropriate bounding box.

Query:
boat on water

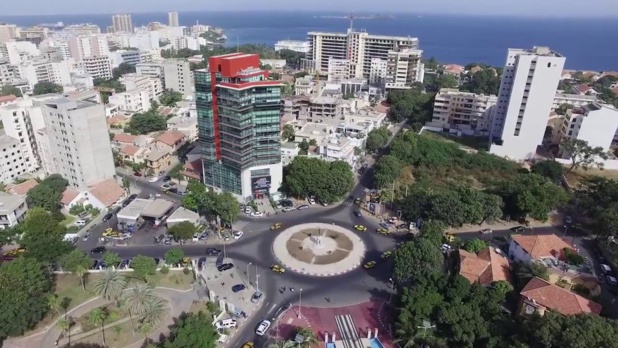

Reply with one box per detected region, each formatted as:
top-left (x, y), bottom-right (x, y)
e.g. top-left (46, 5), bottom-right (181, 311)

top-left (37, 22), bottom-right (64, 29)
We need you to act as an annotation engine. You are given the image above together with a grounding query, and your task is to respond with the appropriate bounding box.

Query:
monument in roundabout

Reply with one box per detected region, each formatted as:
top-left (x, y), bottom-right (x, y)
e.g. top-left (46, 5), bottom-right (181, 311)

top-left (272, 222), bottom-right (366, 276)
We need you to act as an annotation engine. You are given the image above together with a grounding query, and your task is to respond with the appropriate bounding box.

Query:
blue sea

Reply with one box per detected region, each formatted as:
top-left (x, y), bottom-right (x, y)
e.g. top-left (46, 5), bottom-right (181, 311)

top-left (1, 11), bottom-right (617, 71)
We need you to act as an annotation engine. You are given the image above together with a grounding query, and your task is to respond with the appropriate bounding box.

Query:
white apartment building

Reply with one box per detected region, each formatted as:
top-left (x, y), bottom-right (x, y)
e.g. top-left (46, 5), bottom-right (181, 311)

top-left (68, 35), bottom-right (110, 61)
top-left (0, 58), bottom-right (17, 85)
top-left (2, 41), bottom-right (40, 64)
top-left (0, 131), bottom-right (28, 184)
top-left (111, 32), bottom-right (160, 51)
top-left (489, 47), bottom-right (566, 160)
top-left (38, 98), bottom-right (115, 188)
top-left (0, 100), bottom-right (41, 173)
top-left (318, 135), bottom-right (357, 167)
top-left (109, 88), bottom-right (151, 113)
top-left (63, 24), bottom-right (101, 36)
top-left (109, 49), bottom-right (141, 68)
top-left (328, 58), bottom-right (352, 82)
top-left (42, 39), bottom-right (71, 61)
top-left (112, 14), bottom-right (133, 33)
top-left (552, 92), bottom-right (597, 110)
top-left (369, 58), bottom-right (387, 85)
top-left (431, 88), bottom-right (497, 132)
top-left (136, 62), bottom-right (163, 79)
top-left (385, 48), bottom-right (424, 90)
top-left (171, 36), bottom-right (200, 51)
top-left (0, 24), bottom-right (18, 44)
top-left (557, 103), bottom-right (618, 159)
top-left (307, 29), bottom-right (419, 79)
top-left (119, 73), bottom-right (162, 100)
top-left (81, 56), bottom-right (112, 79)
top-left (0, 193), bottom-right (28, 229)
top-left (294, 76), bottom-right (315, 96)
top-left (162, 59), bottom-right (193, 98)
top-left (14, 58), bottom-right (72, 88)
top-left (274, 40), bottom-right (310, 53)
top-left (168, 12), bottom-right (180, 27)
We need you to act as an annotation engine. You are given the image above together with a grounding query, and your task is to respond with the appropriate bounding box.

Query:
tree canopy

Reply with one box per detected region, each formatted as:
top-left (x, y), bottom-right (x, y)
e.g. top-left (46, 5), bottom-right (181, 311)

top-left (0, 257), bottom-right (53, 341)
top-left (161, 311), bottom-right (219, 348)
top-left (423, 73), bottom-right (458, 93)
top-left (168, 221), bottom-right (197, 241)
top-left (497, 173), bottom-right (569, 221)
top-left (112, 62), bottom-right (136, 79)
top-left (394, 238), bottom-right (444, 283)
top-left (182, 180), bottom-right (240, 224)
top-left (164, 248), bottom-right (185, 266)
top-left (560, 138), bottom-right (608, 174)
top-left (281, 124), bottom-right (295, 141)
top-left (365, 127), bottom-right (392, 153)
top-left (26, 174), bottom-right (68, 220)
top-left (531, 160), bottom-right (564, 184)
top-left (160, 90), bottom-right (183, 107)
top-left (281, 157), bottom-right (354, 204)
top-left (126, 110), bottom-right (167, 135)
top-left (32, 81), bottom-right (63, 95)
top-left (386, 88), bottom-right (434, 127)
top-left (130, 255), bottom-right (158, 279)
top-left (459, 68), bottom-right (502, 95)
top-left (20, 207), bottom-right (73, 264)
top-left (575, 176), bottom-right (618, 237)
top-left (0, 84), bottom-right (22, 97)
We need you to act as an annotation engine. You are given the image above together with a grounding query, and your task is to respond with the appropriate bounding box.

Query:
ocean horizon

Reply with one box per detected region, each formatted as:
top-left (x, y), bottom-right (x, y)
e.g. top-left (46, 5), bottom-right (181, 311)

top-left (1, 11), bottom-right (617, 71)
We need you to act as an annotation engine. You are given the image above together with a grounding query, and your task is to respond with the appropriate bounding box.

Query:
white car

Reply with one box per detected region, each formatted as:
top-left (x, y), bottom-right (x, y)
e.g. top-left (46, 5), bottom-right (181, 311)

top-left (148, 176), bottom-right (158, 183)
top-left (283, 207), bottom-right (296, 212)
top-left (216, 319), bottom-right (237, 329)
top-left (234, 231), bottom-right (244, 240)
top-left (244, 208), bottom-right (252, 215)
top-left (255, 320), bottom-right (271, 336)
top-left (251, 211), bottom-right (264, 217)
top-left (308, 198), bottom-right (316, 205)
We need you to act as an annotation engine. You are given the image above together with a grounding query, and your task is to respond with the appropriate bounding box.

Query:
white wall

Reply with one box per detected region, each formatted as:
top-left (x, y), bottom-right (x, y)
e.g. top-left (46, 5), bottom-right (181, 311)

top-left (508, 239), bottom-right (532, 262)
top-left (240, 162), bottom-right (283, 200)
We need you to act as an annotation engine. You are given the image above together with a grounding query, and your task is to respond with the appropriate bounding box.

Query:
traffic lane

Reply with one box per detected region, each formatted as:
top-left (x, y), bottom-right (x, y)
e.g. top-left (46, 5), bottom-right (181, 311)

top-left (231, 301), bottom-right (285, 348)
top-left (76, 216), bottom-right (119, 251)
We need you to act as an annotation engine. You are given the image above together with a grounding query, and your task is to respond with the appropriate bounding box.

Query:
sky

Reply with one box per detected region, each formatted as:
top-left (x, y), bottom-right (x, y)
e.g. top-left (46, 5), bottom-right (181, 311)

top-left (1, 0), bottom-right (618, 17)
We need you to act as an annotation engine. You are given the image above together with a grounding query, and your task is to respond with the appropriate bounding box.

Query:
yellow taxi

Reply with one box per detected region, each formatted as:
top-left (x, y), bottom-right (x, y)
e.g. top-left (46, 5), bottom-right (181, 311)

top-left (3, 248), bottom-right (25, 258)
top-left (102, 228), bottom-right (114, 237)
top-left (376, 228), bottom-right (389, 235)
top-left (380, 251), bottom-right (392, 259)
top-left (443, 232), bottom-right (455, 243)
top-left (243, 342), bottom-right (254, 348)
top-left (270, 264), bottom-right (286, 274)
top-left (363, 261), bottom-right (377, 269)
top-left (271, 223), bottom-right (283, 231)
top-left (354, 225), bottom-right (367, 232)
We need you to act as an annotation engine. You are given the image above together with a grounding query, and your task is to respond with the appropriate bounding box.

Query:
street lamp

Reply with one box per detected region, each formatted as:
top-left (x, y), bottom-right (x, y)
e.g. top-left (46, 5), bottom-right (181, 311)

top-left (563, 225), bottom-right (568, 237)
top-left (298, 288), bottom-right (303, 318)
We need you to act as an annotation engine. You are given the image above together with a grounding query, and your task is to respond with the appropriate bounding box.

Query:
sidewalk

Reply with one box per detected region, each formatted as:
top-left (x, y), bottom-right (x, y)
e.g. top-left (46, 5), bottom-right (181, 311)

top-left (446, 213), bottom-right (563, 234)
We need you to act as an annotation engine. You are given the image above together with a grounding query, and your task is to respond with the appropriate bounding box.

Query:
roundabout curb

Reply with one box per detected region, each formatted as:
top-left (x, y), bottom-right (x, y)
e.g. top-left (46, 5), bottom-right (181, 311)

top-left (271, 222), bottom-right (366, 277)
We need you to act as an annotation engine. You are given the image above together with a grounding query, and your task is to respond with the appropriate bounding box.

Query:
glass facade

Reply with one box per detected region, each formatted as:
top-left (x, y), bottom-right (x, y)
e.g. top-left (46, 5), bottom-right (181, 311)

top-left (195, 65), bottom-right (282, 196)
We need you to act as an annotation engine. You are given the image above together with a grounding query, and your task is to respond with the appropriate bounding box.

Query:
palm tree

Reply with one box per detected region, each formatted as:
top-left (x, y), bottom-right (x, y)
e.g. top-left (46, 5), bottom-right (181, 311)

top-left (57, 316), bottom-right (72, 338)
top-left (140, 297), bottom-right (168, 326)
top-left (88, 308), bottom-right (108, 346)
top-left (268, 339), bottom-right (295, 348)
top-left (48, 294), bottom-right (62, 318)
top-left (297, 327), bottom-right (318, 348)
top-left (122, 284), bottom-right (158, 333)
top-left (75, 265), bottom-right (89, 292)
top-left (92, 268), bottom-right (127, 301)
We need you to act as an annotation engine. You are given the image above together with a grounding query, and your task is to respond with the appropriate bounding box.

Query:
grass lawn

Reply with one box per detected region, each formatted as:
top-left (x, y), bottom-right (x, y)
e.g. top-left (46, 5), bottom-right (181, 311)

top-left (147, 271), bottom-right (194, 290)
top-left (188, 300), bottom-right (213, 316)
top-left (424, 131), bottom-right (489, 152)
top-left (60, 214), bottom-right (76, 226)
top-left (565, 167), bottom-right (618, 187)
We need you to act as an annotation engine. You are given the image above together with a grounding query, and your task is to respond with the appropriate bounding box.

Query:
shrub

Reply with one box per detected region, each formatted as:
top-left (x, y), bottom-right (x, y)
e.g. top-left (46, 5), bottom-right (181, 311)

top-left (160, 266), bottom-right (170, 274)
top-left (183, 267), bottom-right (191, 275)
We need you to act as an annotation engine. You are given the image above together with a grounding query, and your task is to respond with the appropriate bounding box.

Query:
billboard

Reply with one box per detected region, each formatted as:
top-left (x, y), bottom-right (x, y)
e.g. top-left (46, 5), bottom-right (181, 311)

top-left (252, 176), bottom-right (271, 190)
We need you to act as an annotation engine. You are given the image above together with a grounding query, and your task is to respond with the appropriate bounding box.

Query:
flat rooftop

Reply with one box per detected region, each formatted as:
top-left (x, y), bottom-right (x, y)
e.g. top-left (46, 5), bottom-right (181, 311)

top-left (141, 198), bottom-right (175, 219)
top-left (167, 206), bottom-right (199, 222)
top-left (0, 193), bottom-right (26, 213)
top-left (117, 198), bottom-right (152, 220)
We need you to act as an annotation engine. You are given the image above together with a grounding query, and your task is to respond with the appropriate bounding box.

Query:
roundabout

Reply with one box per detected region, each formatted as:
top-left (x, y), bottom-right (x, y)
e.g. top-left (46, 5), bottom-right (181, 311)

top-left (272, 223), bottom-right (366, 276)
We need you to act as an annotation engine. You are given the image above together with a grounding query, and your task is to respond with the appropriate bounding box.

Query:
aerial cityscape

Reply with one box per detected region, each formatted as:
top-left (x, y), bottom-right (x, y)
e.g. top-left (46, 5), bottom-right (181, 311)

top-left (0, 5), bottom-right (618, 348)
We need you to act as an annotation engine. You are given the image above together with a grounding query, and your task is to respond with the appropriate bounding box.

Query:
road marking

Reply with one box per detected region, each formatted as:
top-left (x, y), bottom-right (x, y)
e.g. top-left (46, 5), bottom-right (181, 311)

top-left (286, 318), bottom-right (293, 324)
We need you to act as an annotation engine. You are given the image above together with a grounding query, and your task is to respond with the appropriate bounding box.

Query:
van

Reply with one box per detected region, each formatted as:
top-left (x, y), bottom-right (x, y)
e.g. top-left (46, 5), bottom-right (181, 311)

top-left (215, 319), bottom-right (237, 329)
top-left (75, 220), bottom-right (88, 227)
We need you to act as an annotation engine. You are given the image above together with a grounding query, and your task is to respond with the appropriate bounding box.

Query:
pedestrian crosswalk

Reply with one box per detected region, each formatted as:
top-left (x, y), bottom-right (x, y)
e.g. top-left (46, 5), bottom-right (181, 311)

top-left (341, 200), bottom-right (354, 207)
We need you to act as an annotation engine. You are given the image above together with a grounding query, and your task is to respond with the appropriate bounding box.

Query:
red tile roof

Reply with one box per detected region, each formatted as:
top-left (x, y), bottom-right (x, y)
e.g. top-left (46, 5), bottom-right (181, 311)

top-left (520, 277), bottom-right (602, 315)
top-left (156, 130), bottom-right (186, 146)
top-left (8, 179), bottom-right (39, 195)
top-left (61, 187), bottom-right (81, 205)
top-left (575, 84), bottom-right (591, 93)
top-left (0, 94), bottom-right (18, 103)
top-left (511, 234), bottom-right (575, 260)
top-left (120, 144), bottom-right (141, 156)
top-left (88, 179), bottom-right (124, 207)
top-left (180, 159), bottom-right (202, 180)
top-left (459, 247), bottom-right (510, 286)
top-left (443, 64), bottom-right (464, 74)
top-left (113, 133), bottom-right (138, 144)
top-left (107, 115), bottom-right (128, 124)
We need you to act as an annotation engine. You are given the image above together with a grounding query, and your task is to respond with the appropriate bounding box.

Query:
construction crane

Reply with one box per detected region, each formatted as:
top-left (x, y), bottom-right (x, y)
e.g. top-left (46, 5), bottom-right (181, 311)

top-left (317, 13), bottom-right (395, 30)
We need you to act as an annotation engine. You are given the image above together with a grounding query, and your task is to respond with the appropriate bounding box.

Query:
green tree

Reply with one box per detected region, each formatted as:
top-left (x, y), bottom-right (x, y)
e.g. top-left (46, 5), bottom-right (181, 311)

top-left (0, 257), bottom-right (52, 340)
top-left (423, 57), bottom-right (438, 70)
top-left (394, 239), bottom-right (444, 283)
top-left (140, 296), bottom-right (167, 326)
top-left (560, 138), bottom-right (609, 174)
top-left (211, 191), bottom-right (241, 224)
top-left (88, 308), bottom-right (108, 346)
top-left (130, 255), bottom-right (158, 279)
top-left (26, 185), bottom-right (63, 216)
top-left (122, 283), bottom-right (158, 333)
top-left (296, 327), bottom-right (318, 348)
top-left (20, 208), bottom-right (73, 264)
top-left (462, 238), bottom-right (488, 253)
top-left (102, 251), bottom-right (122, 268)
top-left (459, 68), bottom-right (501, 95)
top-left (387, 88), bottom-right (434, 124)
top-left (513, 262), bottom-right (549, 290)
top-left (58, 249), bottom-right (92, 289)
top-left (160, 90), bottom-right (183, 106)
top-left (424, 73), bottom-right (458, 93)
top-left (298, 139), bottom-right (310, 154)
top-left (282, 157), bottom-right (353, 204)
top-left (91, 269), bottom-right (127, 301)
top-left (491, 280), bottom-right (514, 298)
top-left (164, 248), bottom-right (185, 266)
top-left (32, 81), bottom-right (63, 95)
top-left (57, 316), bottom-right (73, 338)
top-left (281, 124), bottom-right (295, 141)
top-left (418, 220), bottom-right (446, 246)
top-left (374, 155), bottom-right (403, 188)
top-left (497, 173), bottom-right (569, 221)
top-left (0, 84), bottom-right (22, 97)
top-left (168, 221), bottom-right (197, 241)
top-left (47, 293), bottom-right (62, 318)
top-left (126, 111), bottom-right (167, 135)
top-left (575, 176), bottom-right (618, 237)
top-left (365, 127), bottom-right (391, 153)
top-left (161, 311), bottom-right (219, 348)
top-left (531, 160), bottom-right (564, 183)
top-left (112, 62), bottom-right (136, 79)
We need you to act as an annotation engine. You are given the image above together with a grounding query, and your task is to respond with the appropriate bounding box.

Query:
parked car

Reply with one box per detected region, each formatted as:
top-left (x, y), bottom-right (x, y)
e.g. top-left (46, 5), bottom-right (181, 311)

top-left (163, 175), bottom-right (171, 182)
top-left (251, 291), bottom-right (263, 303)
top-left (218, 263), bottom-right (234, 272)
top-left (297, 204), bottom-right (309, 210)
top-left (232, 284), bottom-right (246, 292)
top-left (251, 211), bottom-right (264, 217)
top-left (90, 246), bottom-right (106, 254)
top-left (255, 320), bottom-right (271, 336)
top-left (206, 248), bottom-right (222, 256)
top-left (234, 231), bottom-right (244, 240)
top-left (215, 319), bottom-right (237, 329)
top-left (148, 176), bottom-right (158, 183)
